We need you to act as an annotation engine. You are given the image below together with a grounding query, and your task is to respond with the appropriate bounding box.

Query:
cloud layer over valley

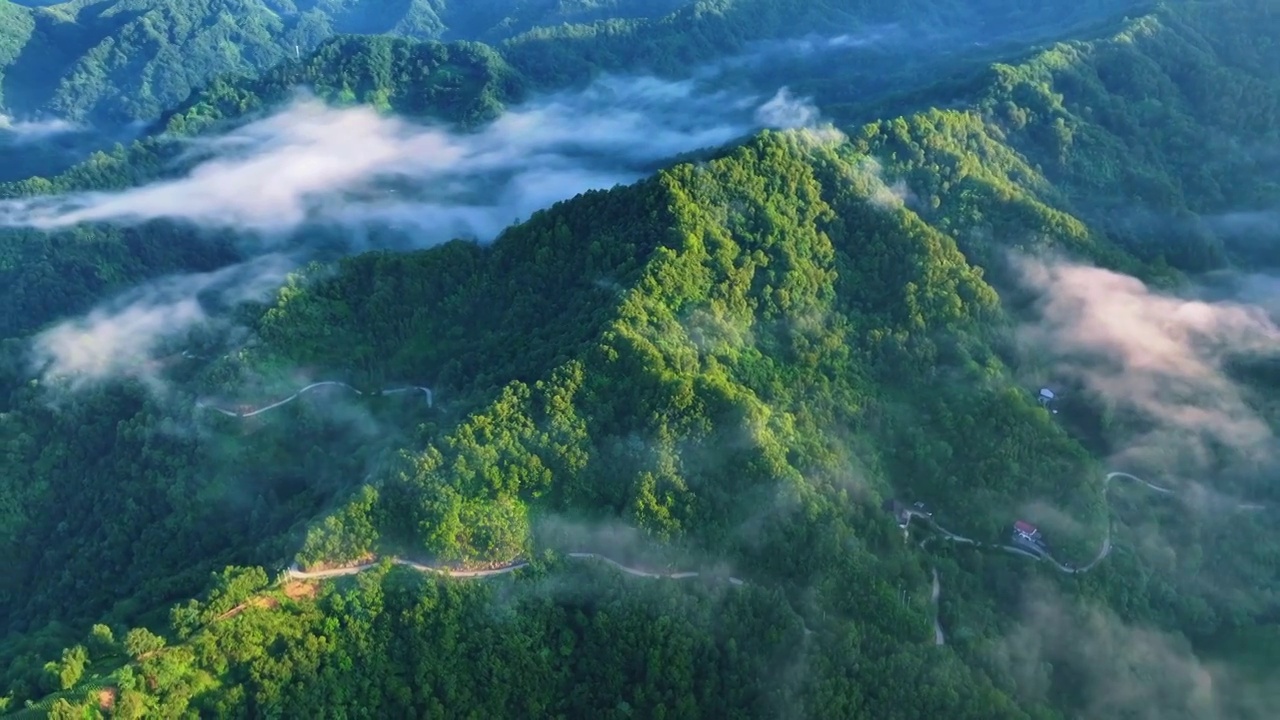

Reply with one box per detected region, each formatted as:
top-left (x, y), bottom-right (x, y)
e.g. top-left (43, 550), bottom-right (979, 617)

top-left (15, 76), bottom-right (831, 388)
top-left (0, 78), bottom-right (813, 237)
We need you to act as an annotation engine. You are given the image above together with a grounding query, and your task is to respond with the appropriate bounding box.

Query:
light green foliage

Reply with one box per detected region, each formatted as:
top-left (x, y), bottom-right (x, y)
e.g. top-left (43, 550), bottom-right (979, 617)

top-left (122, 628), bottom-right (164, 661)
top-left (42, 645), bottom-right (87, 691)
top-left (86, 626), bottom-right (114, 659)
top-left (0, 2), bottom-right (35, 109)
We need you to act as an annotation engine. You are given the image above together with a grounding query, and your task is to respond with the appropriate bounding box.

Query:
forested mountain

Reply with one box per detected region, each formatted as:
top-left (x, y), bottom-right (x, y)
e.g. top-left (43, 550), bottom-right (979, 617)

top-left (3, 0), bottom-right (1280, 717)
top-left (0, 0), bottom-right (1140, 187)
top-left (0, 0), bottom-right (504, 125)
top-left (0, 0), bottom-right (704, 124)
top-left (0, 0), bottom-right (1147, 339)
top-left (0, 0), bottom-right (1143, 127)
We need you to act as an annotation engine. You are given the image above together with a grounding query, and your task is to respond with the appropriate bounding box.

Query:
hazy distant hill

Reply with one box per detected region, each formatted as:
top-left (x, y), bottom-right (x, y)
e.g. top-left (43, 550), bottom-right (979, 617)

top-left (0, 0), bottom-right (692, 125)
top-left (0, 0), bottom-right (1143, 126)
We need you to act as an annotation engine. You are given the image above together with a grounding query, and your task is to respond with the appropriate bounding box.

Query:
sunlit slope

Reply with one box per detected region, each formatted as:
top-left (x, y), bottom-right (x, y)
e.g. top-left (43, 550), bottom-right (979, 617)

top-left (5, 0), bottom-right (1278, 661)
top-left (248, 129), bottom-right (1095, 573)
top-left (965, 0), bottom-right (1280, 269)
top-left (0, 126), bottom-right (1088, 659)
top-left (24, 115), bottom-right (1274, 718)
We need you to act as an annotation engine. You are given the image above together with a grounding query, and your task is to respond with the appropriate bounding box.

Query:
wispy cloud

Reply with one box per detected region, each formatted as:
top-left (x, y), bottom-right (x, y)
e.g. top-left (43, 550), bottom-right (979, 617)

top-left (1013, 255), bottom-right (1280, 473)
top-left (753, 87), bottom-right (847, 146)
top-left (763, 25), bottom-right (913, 54)
top-left (0, 114), bottom-right (78, 143)
top-left (1204, 210), bottom-right (1280, 238)
top-left (30, 254), bottom-right (294, 392)
top-left (20, 76), bottom-right (830, 390)
top-left (995, 585), bottom-right (1278, 720)
top-left (841, 155), bottom-right (912, 209)
top-left (755, 87), bottom-right (825, 129)
top-left (705, 25), bottom-right (912, 74)
top-left (0, 76), bottom-right (799, 237)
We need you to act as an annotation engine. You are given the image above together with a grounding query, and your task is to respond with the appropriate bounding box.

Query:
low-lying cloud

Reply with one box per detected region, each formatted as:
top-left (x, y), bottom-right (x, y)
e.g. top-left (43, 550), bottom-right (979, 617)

top-left (1014, 255), bottom-right (1280, 474)
top-left (0, 76), bottom-right (803, 236)
top-left (840, 155), bottom-right (912, 209)
top-left (745, 25), bottom-right (911, 58)
top-left (754, 87), bottom-right (825, 130)
top-left (31, 254), bottom-right (294, 391)
top-left (0, 114), bottom-right (77, 143)
top-left (698, 24), bottom-right (922, 77)
top-left (995, 585), bottom-right (1278, 720)
top-left (18, 76), bottom-right (830, 390)
top-left (1205, 210), bottom-right (1280, 238)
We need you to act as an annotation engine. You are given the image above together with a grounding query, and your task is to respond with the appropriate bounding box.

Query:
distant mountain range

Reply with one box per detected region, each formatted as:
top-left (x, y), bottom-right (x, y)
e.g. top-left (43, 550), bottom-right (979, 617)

top-left (0, 0), bottom-right (1141, 125)
top-left (0, 0), bottom-right (690, 124)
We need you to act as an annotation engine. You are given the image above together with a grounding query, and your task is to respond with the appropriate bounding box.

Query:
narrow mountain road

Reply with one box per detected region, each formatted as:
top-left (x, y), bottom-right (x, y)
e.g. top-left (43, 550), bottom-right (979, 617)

top-left (225, 384), bottom-right (1263, 651)
top-left (197, 381), bottom-right (433, 417)
top-left (910, 471), bottom-right (1260, 575)
top-left (286, 554), bottom-right (745, 584)
top-left (287, 559), bottom-right (529, 580)
top-left (918, 470), bottom-right (1266, 645)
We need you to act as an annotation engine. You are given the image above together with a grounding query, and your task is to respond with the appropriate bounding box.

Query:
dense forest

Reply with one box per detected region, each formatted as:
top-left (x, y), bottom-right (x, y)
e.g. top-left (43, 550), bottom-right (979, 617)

top-left (0, 0), bottom-right (1152, 129)
top-left (2, 0), bottom-right (1280, 717)
top-left (0, 0), bottom-right (679, 125)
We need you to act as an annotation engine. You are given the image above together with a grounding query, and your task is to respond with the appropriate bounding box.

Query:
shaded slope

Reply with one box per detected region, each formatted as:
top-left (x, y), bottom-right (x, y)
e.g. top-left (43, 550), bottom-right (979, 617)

top-left (0, 2), bottom-right (35, 111)
top-left (499, 0), bottom-right (1148, 88)
top-left (0, 37), bottom-right (523, 343)
top-left (247, 179), bottom-right (676, 394)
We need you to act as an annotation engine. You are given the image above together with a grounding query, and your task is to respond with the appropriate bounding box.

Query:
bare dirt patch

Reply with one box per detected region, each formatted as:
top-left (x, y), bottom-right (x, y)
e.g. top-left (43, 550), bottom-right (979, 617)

top-left (214, 595), bottom-right (280, 622)
top-left (283, 581), bottom-right (318, 601)
top-left (97, 687), bottom-right (116, 712)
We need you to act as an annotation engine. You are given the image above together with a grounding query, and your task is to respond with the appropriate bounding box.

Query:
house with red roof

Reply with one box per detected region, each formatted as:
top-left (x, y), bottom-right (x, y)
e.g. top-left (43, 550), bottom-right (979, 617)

top-left (1011, 520), bottom-right (1049, 554)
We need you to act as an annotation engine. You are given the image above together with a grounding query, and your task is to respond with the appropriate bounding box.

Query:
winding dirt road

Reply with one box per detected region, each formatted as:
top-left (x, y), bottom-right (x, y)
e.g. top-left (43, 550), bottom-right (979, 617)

top-left (281, 468), bottom-right (1230, 650)
top-left (197, 381), bottom-right (434, 418)
top-left (286, 554), bottom-right (745, 585)
top-left (917, 470), bottom-right (1265, 645)
top-left (911, 471), bottom-right (1260, 575)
